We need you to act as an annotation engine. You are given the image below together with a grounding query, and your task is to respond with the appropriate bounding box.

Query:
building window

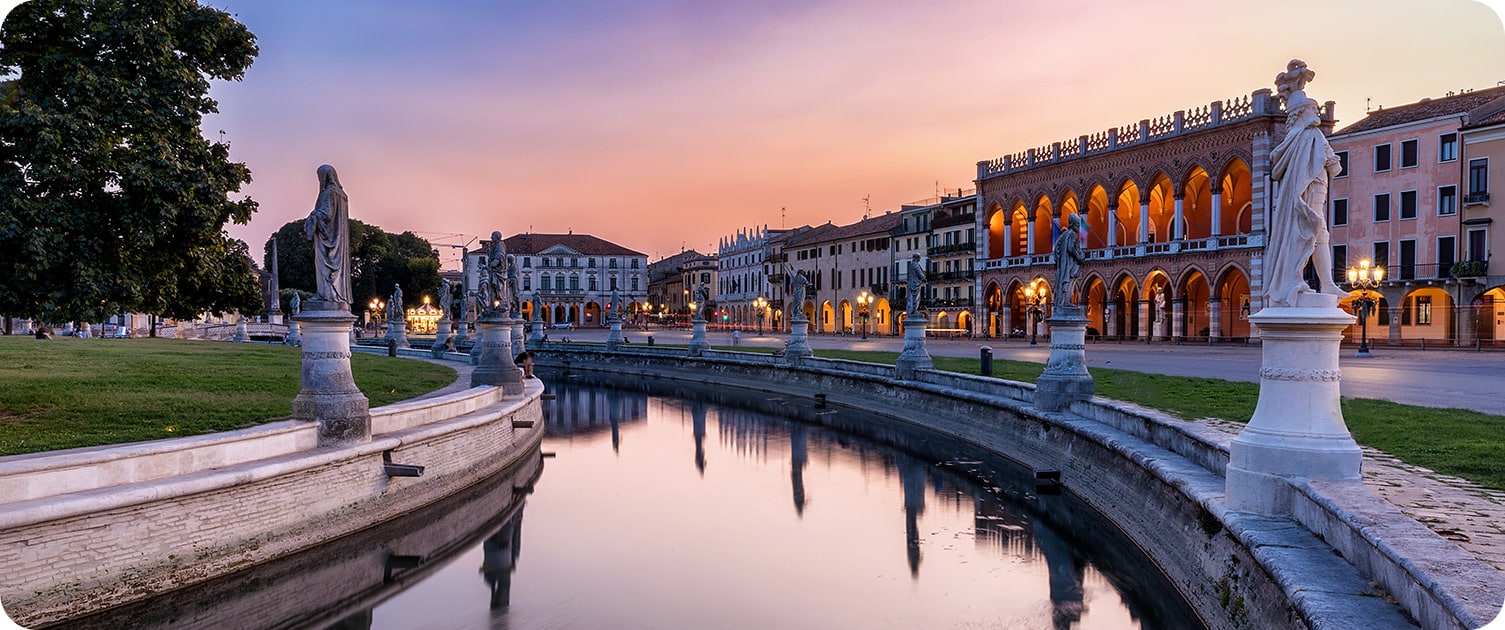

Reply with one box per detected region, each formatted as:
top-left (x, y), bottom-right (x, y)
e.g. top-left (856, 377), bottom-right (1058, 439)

top-left (588, 276), bottom-right (598, 291)
top-left (1468, 158), bottom-right (1489, 197)
top-left (1332, 244), bottom-right (1347, 280)
top-left (522, 277), bottom-right (531, 291)
top-left (1335, 151), bottom-right (1349, 178)
top-left (522, 257), bottom-right (531, 268)
top-left (569, 275), bottom-right (580, 290)
top-left (631, 277), bottom-right (639, 291)
top-left (1331, 198), bottom-right (1348, 226)
top-left (1374, 144), bottom-right (1391, 172)
top-left (1373, 241), bottom-right (1390, 268)
top-left (540, 275), bottom-right (550, 290)
top-left (1440, 133), bottom-right (1458, 162)
top-left (1416, 296), bottom-right (1432, 325)
top-left (1374, 193), bottom-right (1390, 222)
top-left (1438, 186), bottom-right (1457, 216)
top-left (1469, 228), bottom-right (1488, 262)
top-left (1438, 236), bottom-right (1455, 277)
top-left (1400, 139), bottom-right (1418, 168)
top-left (1398, 239), bottom-right (1416, 280)
top-left (1399, 190), bottom-right (1417, 220)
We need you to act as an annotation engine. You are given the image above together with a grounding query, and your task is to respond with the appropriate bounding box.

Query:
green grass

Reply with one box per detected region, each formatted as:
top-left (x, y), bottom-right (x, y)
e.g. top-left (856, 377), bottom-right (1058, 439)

top-left (812, 348), bottom-right (1505, 491)
top-left (0, 337), bottom-right (456, 456)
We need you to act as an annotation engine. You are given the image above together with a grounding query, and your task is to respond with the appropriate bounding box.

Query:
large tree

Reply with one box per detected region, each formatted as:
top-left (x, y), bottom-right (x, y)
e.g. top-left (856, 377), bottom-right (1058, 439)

top-left (0, 0), bottom-right (261, 323)
top-left (266, 220), bottom-right (441, 314)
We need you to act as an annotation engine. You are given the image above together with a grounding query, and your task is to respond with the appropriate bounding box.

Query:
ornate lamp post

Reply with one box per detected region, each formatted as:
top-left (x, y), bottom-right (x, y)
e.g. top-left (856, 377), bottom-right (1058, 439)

top-left (856, 291), bottom-right (871, 340)
top-left (1345, 259), bottom-right (1384, 358)
top-left (1023, 279), bottom-right (1048, 347)
top-left (368, 298), bottom-right (385, 331)
top-left (753, 296), bottom-right (768, 334)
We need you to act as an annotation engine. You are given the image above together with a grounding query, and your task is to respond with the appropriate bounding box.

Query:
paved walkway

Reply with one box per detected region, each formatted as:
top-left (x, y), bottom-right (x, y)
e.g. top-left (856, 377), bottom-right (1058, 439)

top-left (537, 326), bottom-right (1505, 574)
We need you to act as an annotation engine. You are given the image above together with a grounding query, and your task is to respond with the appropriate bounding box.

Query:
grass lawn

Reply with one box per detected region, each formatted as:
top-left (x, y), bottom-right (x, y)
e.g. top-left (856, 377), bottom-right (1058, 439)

top-left (0, 337), bottom-right (456, 456)
top-left (811, 348), bottom-right (1505, 491)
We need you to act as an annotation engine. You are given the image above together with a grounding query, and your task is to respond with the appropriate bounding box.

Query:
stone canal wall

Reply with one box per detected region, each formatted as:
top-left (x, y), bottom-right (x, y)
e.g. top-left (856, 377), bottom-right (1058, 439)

top-left (536, 343), bottom-right (1503, 630)
top-left (0, 375), bottom-right (544, 626)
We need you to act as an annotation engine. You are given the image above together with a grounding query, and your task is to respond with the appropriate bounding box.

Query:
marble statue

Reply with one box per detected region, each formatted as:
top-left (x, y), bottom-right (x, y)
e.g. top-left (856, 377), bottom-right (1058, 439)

top-left (787, 266), bottom-right (808, 314)
top-left (289, 293), bottom-right (301, 316)
top-left (905, 253), bottom-right (927, 314)
top-left (438, 279), bottom-right (453, 320)
top-left (506, 254), bottom-right (521, 318)
top-left (304, 165), bottom-right (350, 306)
top-left (1265, 59), bottom-right (1346, 307)
top-left (465, 290), bottom-right (480, 322)
top-left (694, 284), bottom-right (711, 321)
top-left (483, 232), bottom-right (509, 317)
top-left (388, 284), bottom-right (404, 322)
top-left (609, 287), bottom-right (621, 320)
top-left (1053, 214), bottom-right (1086, 308)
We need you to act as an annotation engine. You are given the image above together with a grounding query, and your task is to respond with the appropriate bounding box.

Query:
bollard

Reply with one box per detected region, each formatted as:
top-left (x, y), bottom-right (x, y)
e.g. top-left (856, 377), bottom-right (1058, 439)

top-left (647, 335), bottom-right (654, 346)
top-left (387, 338), bottom-right (397, 357)
top-left (979, 346), bottom-right (993, 377)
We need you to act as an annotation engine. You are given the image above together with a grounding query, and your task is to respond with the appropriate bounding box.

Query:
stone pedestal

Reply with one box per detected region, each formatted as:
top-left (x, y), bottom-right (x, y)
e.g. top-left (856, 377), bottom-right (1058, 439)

top-left (528, 317), bottom-right (545, 347)
top-left (784, 318), bottom-right (814, 363)
top-left (605, 317), bottom-right (624, 351)
top-left (471, 318), bottom-right (524, 395)
top-left (895, 312), bottom-right (934, 380)
top-left (1226, 294), bottom-right (1362, 516)
top-left (286, 320), bottom-right (302, 346)
top-left (430, 318), bottom-right (452, 357)
top-left (510, 320), bottom-right (526, 357)
top-left (1035, 306), bottom-right (1095, 411)
top-left (233, 320), bottom-right (248, 342)
top-left (688, 318), bottom-right (710, 356)
top-left (454, 320), bottom-right (471, 344)
top-left (383, 320), bottom-right (410, 349)
top-left (291, 309), bottom-right (371, 447)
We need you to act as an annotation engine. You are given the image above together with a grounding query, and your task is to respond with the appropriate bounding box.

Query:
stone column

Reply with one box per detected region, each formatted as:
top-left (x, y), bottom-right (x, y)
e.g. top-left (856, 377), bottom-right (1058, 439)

top-left (1172, 297), bottom-right (1186, 339)
top-left (1106, 204), bottom-right (1118, 248)
top-left (292, 309), bottom-right (370, 447)
top-left (430, 317), bottom-right (452, 357)
top-left (688, 315), bottom-right (710, 356)
top-left (999, 305), bottom-right (1012, 337)
top-left (1036, 305), bottom-right (1094, 411)
top-left (471, 317), bottom-right (523, 395)
top-left (1226, 293), bottom-right (1361, 516)
top-left (1026, 220), bottom-right (1036, 255)
top-left (895, 311), bottom-right (933, 380)
top-left (1137, 300), bottom-right (1150, 338)
top-left (1208, 298), bottom-right (1223, 339)
top-left (1172, 196), bottom-right (1185, 240)
top-left (1210, 190), bottom-right (1223, 237)
top-left (286, 319), bottom-right (302, 346)
top-left (1138, 201), bottom-right (1150, 243)
top-left (605, 314), bottom-right (624, 351)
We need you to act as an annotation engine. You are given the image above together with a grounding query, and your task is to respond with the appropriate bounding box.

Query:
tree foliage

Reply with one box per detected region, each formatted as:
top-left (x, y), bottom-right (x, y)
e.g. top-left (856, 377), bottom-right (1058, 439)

top-left (0, 0), bottom-right (261, 323)
top-left (266, 219), bottom-right (441, 314)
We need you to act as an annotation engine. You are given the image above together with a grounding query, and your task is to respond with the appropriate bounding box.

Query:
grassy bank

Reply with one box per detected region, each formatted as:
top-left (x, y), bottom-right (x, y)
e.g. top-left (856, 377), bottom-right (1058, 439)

top-left (0, 337), bottom-right (456, 456)
top-left (807, 348), bottom-right (1505, 491)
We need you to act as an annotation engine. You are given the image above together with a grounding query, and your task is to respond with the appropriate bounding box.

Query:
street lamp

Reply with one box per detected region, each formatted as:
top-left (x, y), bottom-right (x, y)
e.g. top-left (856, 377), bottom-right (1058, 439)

top-left (753, 296), bottom-right (768, 334)
top-left (1023, 279), bottom-right (1048, 347)
top-left (368, 298), bottom-right (385, 330)
top-left (856, 291), bottom-right (871, 340)
top-left (1346, 259), bottom-right (1385, 358)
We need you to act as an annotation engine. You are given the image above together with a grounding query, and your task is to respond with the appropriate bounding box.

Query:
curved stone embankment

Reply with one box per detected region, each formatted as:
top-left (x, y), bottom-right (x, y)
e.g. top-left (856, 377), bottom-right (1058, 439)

top-left (0, 362), bottom-right (545, 627)
top-left (537, 343), bottom-right (1504, 630)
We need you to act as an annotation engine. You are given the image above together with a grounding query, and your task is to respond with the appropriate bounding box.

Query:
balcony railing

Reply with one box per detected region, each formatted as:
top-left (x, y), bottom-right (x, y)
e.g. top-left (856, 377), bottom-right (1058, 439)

top-left (927, 241), bottom-right (977, 257)
top-left (933, 270), bottom-right (976, 282)
top-left (1464, 191), bottom-right (1490, 205)
top-left (979, 233), bottom-right (1264, 272)
top-left (928, 297), bottom-right (975, 309)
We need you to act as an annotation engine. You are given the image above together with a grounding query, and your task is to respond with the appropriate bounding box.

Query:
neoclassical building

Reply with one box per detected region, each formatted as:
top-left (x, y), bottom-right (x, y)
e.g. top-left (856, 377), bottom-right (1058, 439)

top-left (468, 233), bottom-right (648, 328)
top-left (974, 88), bottom-right (1314, 340)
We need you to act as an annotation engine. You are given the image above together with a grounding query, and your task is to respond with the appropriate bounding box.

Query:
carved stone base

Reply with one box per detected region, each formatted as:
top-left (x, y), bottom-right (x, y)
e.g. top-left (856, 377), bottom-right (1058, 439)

top-left (471, 318), bottom-right (523, 395)
top-left (291, 309), bottom-right (370, 447)
top-left (510, 320), bottom-right (525, 357)
top-left (606, 318), bottom-right (624, 351)
top-left (383, 321), bottom-right (410, 349)
top-left (895, 312), bottom-right (933, 380)
top-left (1226, 293), bottom-right (1362, 516)
top-left (784, 318), bottom-right (814, 363)
top-left (688, 319), bottom-right (709, 356)
top-left (285, 320), bottom-right (301, 346)
top-left (1036, 307), bottom-right (1094, 411)
top-left (528, 319), bottom-right (545, 347)
top-left (431, 318), bottom-right (452, 357)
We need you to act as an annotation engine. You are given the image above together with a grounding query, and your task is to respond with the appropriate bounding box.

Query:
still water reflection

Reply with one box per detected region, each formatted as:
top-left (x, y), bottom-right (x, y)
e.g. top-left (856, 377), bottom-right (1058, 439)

top-left (61, 376), bottom-right (1199, 629)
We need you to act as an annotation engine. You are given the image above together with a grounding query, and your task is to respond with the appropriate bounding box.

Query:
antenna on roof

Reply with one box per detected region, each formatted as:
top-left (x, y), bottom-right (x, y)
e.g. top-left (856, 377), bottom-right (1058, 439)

top-left (781, 206), bottom-right (786, 228)
top-left (1366, 97), bottom-right (1372, 113)
top-left (862, 194), bottom-right (871, 220)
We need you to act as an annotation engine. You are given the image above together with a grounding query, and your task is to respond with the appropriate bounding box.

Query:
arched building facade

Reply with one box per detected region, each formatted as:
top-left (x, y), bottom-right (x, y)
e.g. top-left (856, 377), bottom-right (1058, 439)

top-left (974, 89), bottom-right (1317, 341)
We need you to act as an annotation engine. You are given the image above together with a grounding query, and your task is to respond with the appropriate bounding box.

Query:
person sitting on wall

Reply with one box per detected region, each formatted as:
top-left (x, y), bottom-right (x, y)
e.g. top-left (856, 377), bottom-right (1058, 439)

top-left (443, 336), bottom-right (458, 353)
top-left (514, 351), bottom-right (535, 379)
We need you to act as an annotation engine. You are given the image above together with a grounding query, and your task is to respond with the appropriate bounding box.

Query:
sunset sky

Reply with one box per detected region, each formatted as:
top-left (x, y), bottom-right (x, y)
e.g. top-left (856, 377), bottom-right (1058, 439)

top-left (4, 1), bottom-right (1505, 269)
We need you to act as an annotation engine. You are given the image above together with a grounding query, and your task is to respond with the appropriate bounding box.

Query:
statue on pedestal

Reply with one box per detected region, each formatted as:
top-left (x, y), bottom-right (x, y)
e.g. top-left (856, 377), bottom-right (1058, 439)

top-left (438, 279), bottom-right (453, 321)
top-left (483, 232), bottom-right (509, 318)
top-left (1265, 59), bottom-right (1346, 307)
top-left (304, 165), bottom-right (350, 307)
top-left (693, 284), bottom-right (711, 321)
top-left (906, 254), bottom-right (927, 314)
top-left (289, 293), bottom-right (301, 316)
top-left (787, 267), bottom-right (808, 317)
top-left (1053, 214), bottom-right (1086, 308)
top-left (506, 254), bottom-right (521, 319)
top-left (388, 284), bottom-right (404, 324)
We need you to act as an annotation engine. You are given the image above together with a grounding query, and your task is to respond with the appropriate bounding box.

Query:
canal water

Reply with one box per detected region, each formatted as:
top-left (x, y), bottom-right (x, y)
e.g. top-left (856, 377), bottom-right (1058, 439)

top-left (61, 375), bottom-right (1200, 629)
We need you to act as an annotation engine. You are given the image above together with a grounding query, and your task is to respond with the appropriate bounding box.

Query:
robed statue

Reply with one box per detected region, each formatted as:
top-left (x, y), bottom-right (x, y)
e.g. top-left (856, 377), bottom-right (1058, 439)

top-left (693, 284), bottom-right (711, 321)
top-left (1265, 59), bottom-right (1346, 307)
top-left (438, 279), bottom-right (453, 321)
top-left (609, 287), bottom-right (621, 320)
top-left (304, 165), bottom-right (350, 307)
top-left (506, 254), bottom-right (521, 318)
top-left (388, 284), bottom-right (404, 323)
top-left (482, 231), bottom-right (509, 317)
top-left (289, 293), bottom-right (301, 316)
top-left (787, 266), bottom-right (808, 315)
top-left (905, 254), bottom-right (927, 314)
top-left (1053, 214), bottom-right (1086, 308)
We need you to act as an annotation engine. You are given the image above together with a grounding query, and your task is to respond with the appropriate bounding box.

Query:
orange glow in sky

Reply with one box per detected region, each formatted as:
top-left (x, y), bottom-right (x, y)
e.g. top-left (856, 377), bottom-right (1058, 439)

top-left (5, 1), bottom-right (1504, 268)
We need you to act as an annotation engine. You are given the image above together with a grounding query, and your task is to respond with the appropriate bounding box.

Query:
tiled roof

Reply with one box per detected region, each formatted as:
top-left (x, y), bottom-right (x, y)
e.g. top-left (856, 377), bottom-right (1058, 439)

top-left (784, 213), bottom-right (903, 248)
top-left (1464, 106), bottom-right (1505, 129)
top-left (1334, 86), bottom-right (1505, 136)
top-left (503, 233), bottom-right (645, 257)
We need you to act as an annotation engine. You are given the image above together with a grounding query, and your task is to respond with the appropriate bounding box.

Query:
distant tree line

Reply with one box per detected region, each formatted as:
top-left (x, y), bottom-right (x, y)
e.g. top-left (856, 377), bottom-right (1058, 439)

top-left (266, 219), bottom-right (441, 316)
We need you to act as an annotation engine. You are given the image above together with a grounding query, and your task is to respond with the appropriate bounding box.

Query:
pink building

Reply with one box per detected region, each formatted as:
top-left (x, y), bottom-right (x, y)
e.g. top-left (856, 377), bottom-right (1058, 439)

top-left (1328, 85), bottom-right (1505, 344)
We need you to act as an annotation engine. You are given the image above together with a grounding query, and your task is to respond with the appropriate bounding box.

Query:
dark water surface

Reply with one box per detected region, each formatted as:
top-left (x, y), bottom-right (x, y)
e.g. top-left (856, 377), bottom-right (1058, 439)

top-left (61, 375), bottom-right (1200, 629)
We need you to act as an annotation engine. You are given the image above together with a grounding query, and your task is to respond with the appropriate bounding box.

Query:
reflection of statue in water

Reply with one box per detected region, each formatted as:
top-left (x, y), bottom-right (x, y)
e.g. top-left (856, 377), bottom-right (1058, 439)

top-left (693, 284), bottom-right (710, 321)
top-left (1053, 214), bottom-right (1086, 308)
top-left (438, 279), bottom-right (453, 320)
top-left (1266, 59), bottom-right (1346, 306)
top-left (905, 254), bottom-right (927, 313)
top-left (787, 267), bottom-right (808, 316)
top-left (303, 165), bottom-right (350, 306)
top-left (480, 515), bottom-right (523, 610)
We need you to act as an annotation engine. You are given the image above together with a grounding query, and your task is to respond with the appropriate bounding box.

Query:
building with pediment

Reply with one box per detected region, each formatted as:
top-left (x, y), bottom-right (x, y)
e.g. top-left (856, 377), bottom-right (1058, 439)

top-left (466, 233), bottom-right (648, 328)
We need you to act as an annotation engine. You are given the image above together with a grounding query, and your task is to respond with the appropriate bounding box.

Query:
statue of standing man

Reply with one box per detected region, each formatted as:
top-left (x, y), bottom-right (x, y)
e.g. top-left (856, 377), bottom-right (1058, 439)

top-left (693, 284), bottom-right (711, 321)
top-left (1053, 214), bottom-right (1086, 308)
top-left (906, 253), bottom-right (927, 314)
top-left (304, 165), bottom-right (350, 308)
top-left (388, 284), bottom-right (404, 323)
top-left (1265, 59), bottom-right (1347, 307)
top-left (786, 266), bottom-right (808, 316)
top-left (483, 231), bottom-right (509, 318)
